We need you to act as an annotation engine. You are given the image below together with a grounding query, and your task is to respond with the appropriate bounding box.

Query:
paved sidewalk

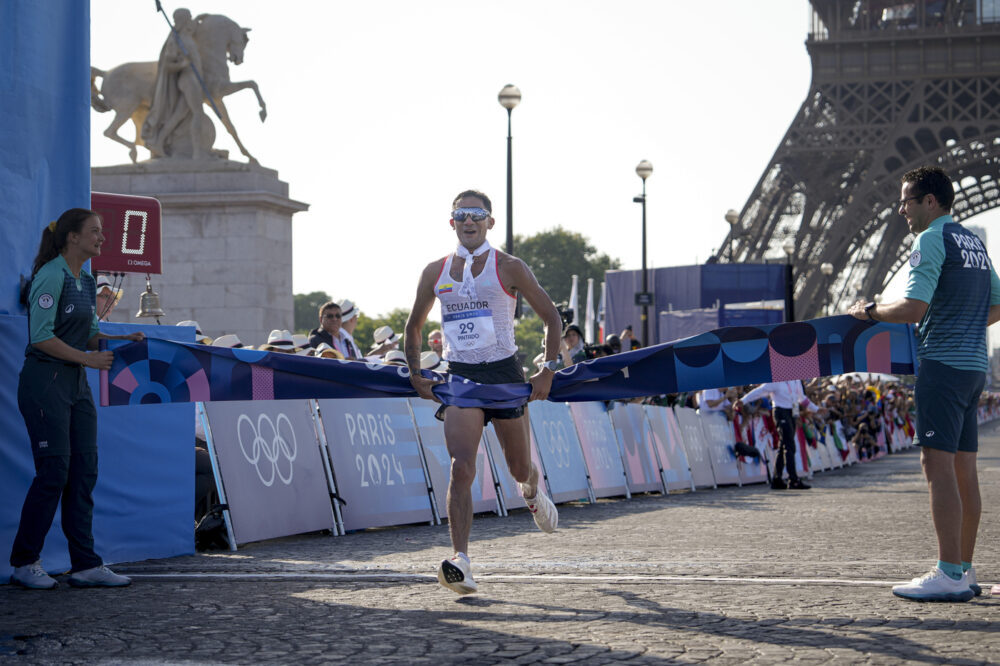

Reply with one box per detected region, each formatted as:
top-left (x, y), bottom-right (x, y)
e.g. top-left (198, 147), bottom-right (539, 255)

top-left (3, 424), bottom-right (999, 664)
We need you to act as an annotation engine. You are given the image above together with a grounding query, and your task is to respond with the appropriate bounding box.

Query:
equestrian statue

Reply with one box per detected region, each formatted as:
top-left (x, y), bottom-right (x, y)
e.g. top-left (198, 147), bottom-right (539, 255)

top-left (91, 9), bottom-right (267, 163)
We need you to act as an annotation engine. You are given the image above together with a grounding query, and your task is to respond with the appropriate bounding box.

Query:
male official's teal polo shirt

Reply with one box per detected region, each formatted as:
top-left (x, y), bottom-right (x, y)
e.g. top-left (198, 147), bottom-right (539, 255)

top-left (904, 214), bottom-right (1000, 372)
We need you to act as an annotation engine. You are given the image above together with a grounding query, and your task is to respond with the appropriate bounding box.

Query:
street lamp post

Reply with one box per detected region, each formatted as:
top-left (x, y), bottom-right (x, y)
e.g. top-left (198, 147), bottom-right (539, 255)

top-left (782, 238), bottom-right (796, 322)
top-left (498, 84), bottom-right (521, 316)
top-left (634, 160), bottom-right (653, 346)
top-left (725, 209), bottom-right (739, 262)
top-left (820, 262), bottom-right (834, 316)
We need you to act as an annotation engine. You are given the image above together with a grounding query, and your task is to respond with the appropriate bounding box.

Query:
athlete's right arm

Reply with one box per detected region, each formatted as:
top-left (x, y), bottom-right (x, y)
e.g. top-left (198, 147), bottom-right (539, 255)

top-left (405, 260), bottom-right (444, 401)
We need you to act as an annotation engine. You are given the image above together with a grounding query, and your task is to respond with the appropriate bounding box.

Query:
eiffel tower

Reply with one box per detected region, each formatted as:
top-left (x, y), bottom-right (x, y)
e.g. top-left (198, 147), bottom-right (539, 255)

top-left (724, 0), bottom-right (1000, 318)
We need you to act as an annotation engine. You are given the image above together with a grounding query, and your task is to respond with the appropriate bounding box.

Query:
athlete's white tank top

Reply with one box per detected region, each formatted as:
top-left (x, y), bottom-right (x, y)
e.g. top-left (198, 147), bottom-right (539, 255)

top-left (434, 249), bottom-right (517, 364)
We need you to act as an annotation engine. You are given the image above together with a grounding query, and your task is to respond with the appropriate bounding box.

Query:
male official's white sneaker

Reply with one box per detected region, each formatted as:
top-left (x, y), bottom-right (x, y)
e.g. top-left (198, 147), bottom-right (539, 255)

top-left (10, 561), bottom-right (58, 590)
top-left (67, 565), bottom-right (131, 588)
top-left (967, 566), bottom-right (982, 597)
top-left (892, 567), bottom-right (973, 602)
top-left (437, 554), bottom-right (477, 595)
top-left (519, 482), bottom-right (558, 533)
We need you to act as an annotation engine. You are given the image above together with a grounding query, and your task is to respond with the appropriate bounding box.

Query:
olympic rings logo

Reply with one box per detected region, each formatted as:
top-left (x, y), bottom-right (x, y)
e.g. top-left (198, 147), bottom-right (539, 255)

top-left (236, 412), bottom-right (298, 487)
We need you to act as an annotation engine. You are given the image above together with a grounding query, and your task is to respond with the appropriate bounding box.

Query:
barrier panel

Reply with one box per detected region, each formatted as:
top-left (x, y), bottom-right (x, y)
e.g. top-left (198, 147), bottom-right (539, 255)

top-left (836, 421), bottom-right (860, 465)
top-left (202, 400), bottom-right (335, 546)
top-left (568, 402), bottom-right (629, 499)
top-left (673, 407), bottom-right (717, 488)
top-left (609, 402), bottom-right (665, 494)
top-left (732, 416), bottom-right (768, 485)
top-left (812, 427), bottom-right (835, 470)
top-left (527, 401), bottom-right (594, 504)
top-left (697, 411), bottom-right (742, 486)
top-left (406, 398), bottom-right (500, 518)
top-left (482, 423), bottom-right (547, 512)
top-left (822, 425), bottom-right (845, 468)
top-left (801, 429), bottom-right (827, 473)
top-left (643, 406), bottom-right (694, 491)
top-left (317, 398), bottom-right (434, 531)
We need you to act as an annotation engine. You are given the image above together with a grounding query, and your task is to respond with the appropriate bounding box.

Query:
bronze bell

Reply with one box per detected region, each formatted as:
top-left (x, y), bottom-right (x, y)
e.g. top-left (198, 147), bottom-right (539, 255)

top-left (136, 276), bottom-right (165, 318)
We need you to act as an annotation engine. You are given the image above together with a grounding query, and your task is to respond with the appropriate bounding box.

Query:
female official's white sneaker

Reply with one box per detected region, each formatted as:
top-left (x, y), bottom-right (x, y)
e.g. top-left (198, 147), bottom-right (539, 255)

top-left (10, 561), bottom-right (58, 589)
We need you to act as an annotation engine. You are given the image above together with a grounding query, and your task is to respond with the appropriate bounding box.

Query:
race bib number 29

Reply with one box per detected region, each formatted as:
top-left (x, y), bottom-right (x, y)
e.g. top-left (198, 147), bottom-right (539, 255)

top-left (443, 308), bottom-right (497, 351)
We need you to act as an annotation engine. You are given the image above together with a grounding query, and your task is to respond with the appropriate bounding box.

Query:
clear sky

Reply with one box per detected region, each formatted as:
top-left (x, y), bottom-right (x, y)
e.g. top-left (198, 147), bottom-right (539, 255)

top-left (89, 0), bottom-right (1000, 331)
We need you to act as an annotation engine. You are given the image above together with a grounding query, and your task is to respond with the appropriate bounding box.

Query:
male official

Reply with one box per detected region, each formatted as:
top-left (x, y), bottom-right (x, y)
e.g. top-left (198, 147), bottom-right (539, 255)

top-left (736, 380), bottom-right (818, 489)
top-left (405, 189), bottom-right (564, 595)
top-left (849, 166), bottom-right (1000, 602)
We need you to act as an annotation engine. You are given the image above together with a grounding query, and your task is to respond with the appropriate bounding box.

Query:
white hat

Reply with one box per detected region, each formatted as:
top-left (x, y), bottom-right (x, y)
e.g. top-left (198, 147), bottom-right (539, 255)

top-left (314, 342), bottom-right (344, 359)
top-left (177, 320), bottom-right (211, 344)
top-left (292, 333), bottom-right (310, 350)
top-left (212, 333), bottom-right (244, 349)
top-left (95, 274), bottom-right (123, 303)
top-left (371, 325), bottom-right (401, 350)
top-left (420, 351), bottom-right (449, 373)
top-left (296, 347), bottom-right (315, 356)
top-left (263, 329), bottom-right (295, 351)
top-left (384, 349), bottom-right (407, 365)
top-left (338, 299), bottom-right (359, 322)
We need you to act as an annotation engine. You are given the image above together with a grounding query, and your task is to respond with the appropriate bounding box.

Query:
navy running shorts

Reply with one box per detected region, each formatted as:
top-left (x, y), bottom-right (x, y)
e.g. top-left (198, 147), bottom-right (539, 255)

top-left (914, 358), bottom-right (986, 453)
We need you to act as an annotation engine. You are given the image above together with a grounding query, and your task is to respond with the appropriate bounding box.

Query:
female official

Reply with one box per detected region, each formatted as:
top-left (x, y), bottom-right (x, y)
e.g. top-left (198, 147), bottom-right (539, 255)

top-left (9, 208), bottom-right (144, 589)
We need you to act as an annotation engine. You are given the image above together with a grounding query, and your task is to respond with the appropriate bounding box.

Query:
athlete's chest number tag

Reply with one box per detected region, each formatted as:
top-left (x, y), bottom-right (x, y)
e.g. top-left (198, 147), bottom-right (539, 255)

top-left (443, 308), bottom-right (497, 351)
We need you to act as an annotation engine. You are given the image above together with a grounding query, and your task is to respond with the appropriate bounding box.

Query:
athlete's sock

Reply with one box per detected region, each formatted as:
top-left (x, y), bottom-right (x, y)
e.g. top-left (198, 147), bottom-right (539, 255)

top-left (938, 560), bottom-right (963, 581)
top-left (962, 560), bottom-right (972, 572)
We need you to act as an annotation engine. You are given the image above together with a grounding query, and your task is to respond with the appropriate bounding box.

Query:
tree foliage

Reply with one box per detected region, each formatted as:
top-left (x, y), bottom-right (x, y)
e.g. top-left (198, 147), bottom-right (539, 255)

top-left (514, 226), bottom-right (620, 310)
top-left (294, 291), bottom-right (332, 334)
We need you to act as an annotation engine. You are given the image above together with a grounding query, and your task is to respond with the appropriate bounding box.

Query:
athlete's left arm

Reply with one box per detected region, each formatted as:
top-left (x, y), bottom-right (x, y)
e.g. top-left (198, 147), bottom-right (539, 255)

top-left (499, 255), bottom-right (562, 401)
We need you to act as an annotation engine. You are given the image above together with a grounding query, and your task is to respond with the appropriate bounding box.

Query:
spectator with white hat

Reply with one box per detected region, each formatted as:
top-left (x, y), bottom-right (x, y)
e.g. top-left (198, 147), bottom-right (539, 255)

top-left (261, 329), bottom-right (295, 353)
top-left (338, 298), bottom-right (363, 359)
top-left (292, 333), bottom-right (310, 353)
top-left (177, 320), bottom-right (211, 345)
top-left (384, 349), bottom-right (407, 366)
top-left (420, 350), bottom-right (449, 374)
top-left (212, 333), bottom-right (244, 349)
top-left (314, 342), bottom-right (344, 360)
top-left (94, 273), bottom-right (122, 322)
top-left (369, 325), bottom-right (401, 358)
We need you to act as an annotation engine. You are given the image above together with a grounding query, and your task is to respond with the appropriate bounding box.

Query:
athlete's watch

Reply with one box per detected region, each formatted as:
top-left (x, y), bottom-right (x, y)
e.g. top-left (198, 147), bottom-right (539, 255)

top-left (864, 301), bottom-right (878, 322)
top-left (541, 360), bottom-right (559, 372)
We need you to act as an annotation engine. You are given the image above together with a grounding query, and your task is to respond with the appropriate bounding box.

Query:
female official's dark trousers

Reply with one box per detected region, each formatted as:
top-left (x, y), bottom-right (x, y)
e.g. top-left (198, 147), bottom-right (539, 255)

top-left (773, 406), bottom-right (800, 482)
top-left (10, 357), bottom-right (102, 572)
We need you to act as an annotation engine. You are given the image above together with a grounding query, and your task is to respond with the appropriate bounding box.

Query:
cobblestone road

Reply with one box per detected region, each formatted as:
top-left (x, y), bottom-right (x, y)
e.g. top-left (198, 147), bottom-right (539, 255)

top-left (3, 424), bottom-right (1000, 664)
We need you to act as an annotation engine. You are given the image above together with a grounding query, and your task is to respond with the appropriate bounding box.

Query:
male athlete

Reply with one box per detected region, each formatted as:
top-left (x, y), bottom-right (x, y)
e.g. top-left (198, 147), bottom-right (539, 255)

top-left (405, 189), bottom-right (564, 595)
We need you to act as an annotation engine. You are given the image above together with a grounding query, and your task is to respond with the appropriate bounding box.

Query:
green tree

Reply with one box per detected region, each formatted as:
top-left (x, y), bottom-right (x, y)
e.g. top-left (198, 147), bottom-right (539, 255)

top-left (514, 226), bottom-right (620, 312)
top-left (351, 308), bottom-right (441, 356)
top-left (294, 291), bottom-right (332, 334)
top-left (513, 313), bottom-right (546, 368)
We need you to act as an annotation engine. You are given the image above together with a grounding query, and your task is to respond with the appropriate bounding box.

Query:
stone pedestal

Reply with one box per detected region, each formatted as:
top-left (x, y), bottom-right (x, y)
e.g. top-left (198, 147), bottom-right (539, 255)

top-left (91, 160), bottom-right (308, 348)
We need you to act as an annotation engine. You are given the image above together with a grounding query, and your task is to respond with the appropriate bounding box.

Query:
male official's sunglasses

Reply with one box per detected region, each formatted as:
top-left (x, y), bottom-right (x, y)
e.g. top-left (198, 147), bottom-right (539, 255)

top-left (452, 207), bottom-right (490, 222)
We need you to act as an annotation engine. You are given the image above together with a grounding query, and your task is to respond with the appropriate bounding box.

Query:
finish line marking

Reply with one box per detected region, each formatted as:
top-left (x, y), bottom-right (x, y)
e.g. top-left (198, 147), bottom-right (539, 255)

top-left (128, 572), bottom-right (907, 587)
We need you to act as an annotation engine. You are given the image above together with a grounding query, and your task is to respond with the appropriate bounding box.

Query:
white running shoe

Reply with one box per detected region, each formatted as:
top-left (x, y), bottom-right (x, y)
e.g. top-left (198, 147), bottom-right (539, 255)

top-left (519, 482), bottom-right (558, 533)
top-left (437, 554), bottom-right (477, 595)
top-left (10, 561), bottom-right (58, 590)
top-left (967, 566), bottom-right (982, 597)
top-left (67, 565), bottom-right (131, 588)
top-left (892, 567), bottom-right (973, 602)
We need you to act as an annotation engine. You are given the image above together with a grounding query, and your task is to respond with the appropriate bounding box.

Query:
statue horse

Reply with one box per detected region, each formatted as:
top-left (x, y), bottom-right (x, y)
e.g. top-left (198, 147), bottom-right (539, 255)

top-left (91, 13), bottom-right (267, 163)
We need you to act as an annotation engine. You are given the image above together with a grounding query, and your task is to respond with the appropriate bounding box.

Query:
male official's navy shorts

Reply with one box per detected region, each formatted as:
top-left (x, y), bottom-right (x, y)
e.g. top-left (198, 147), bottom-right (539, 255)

top-left (914, 358), bottom-right (986, 453)
top-left (435, 354), bottom-right (526, 425)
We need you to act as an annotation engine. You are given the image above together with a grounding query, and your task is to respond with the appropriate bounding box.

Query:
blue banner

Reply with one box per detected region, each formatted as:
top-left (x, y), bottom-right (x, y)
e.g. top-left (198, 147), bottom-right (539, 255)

top-left (0, 1), bottom-right (90, 315)
top-left (101, 316), bottom-right (918, 409)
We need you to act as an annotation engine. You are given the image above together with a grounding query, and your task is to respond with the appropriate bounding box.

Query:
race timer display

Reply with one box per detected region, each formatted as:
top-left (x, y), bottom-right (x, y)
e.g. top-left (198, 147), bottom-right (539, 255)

top-left (90, 191), bottom-right (163, 274)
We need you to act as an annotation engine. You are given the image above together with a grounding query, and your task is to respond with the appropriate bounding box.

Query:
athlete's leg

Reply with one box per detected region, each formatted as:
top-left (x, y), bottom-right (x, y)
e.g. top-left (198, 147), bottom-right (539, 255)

top-left (954, 450), bottom-right (980, 564)
top-left (921, 446), bottom-right (963, 565)
top-left (443, 406), bottom-right (485, 555)
top-left (493, 412), bottom-right (539, 496)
